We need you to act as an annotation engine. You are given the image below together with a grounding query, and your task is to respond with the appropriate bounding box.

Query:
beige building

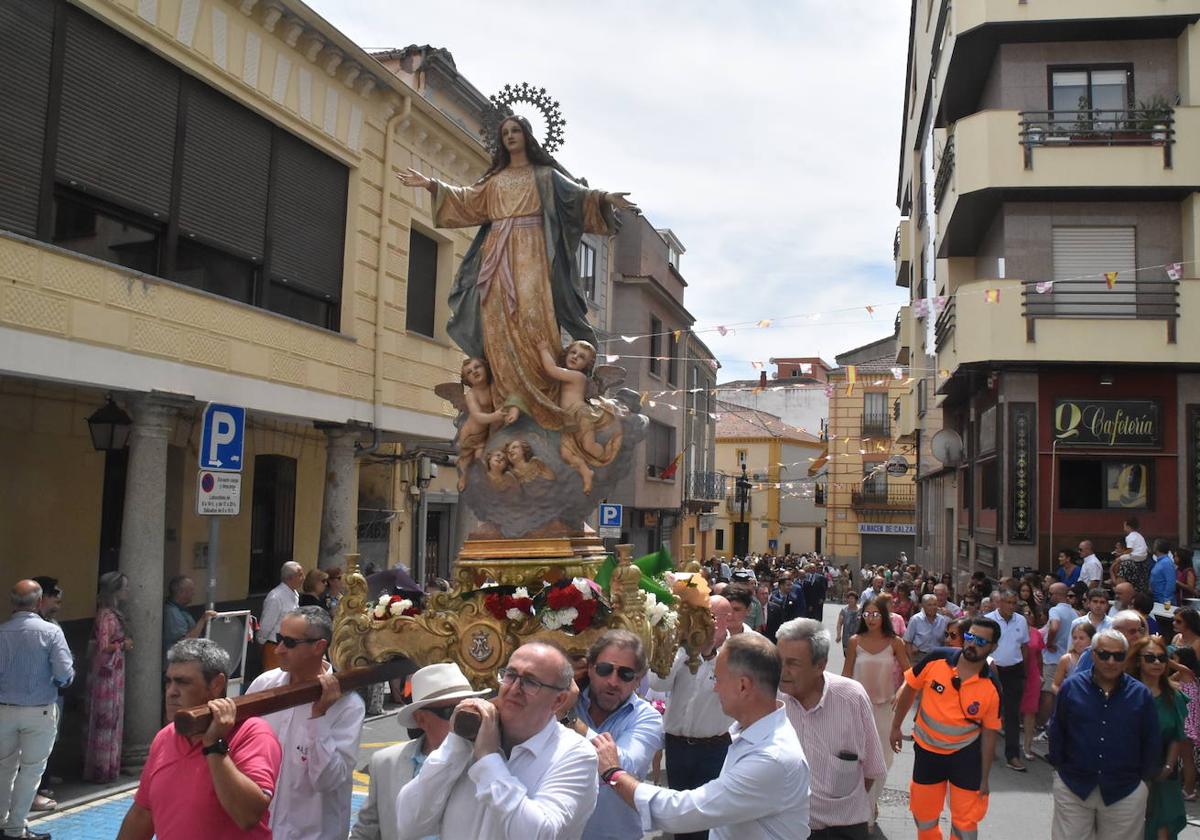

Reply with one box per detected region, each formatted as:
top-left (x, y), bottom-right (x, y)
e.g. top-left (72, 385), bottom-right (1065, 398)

top-left (0, 0), bottom-right (494, 763)
top-left (823, 337), bottom-right (917, 569)
top-left (712, 402), bottom-right (823, 558)
top-left (894, 1), bottom-right (1200, 580)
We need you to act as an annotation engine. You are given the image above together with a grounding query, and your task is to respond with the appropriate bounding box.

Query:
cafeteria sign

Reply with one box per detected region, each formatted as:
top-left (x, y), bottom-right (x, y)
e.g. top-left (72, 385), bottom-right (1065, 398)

top-left (1053, 399), bottom-right (1160, 448)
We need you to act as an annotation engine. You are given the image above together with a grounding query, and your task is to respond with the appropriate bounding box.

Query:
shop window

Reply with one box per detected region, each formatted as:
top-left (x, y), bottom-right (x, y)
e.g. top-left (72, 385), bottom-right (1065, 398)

top-left (406, 229), bottom-right (439, 337)
top-left (1060, 458), bottom-right (1150, 509)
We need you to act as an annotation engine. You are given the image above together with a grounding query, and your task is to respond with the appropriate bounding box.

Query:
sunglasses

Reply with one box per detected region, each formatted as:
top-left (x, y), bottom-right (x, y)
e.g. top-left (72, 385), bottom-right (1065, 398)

top-left (1094, 650), bottom-right (1128, 662)
top-left (275, 634), bottom-right (320, 649)
top-left (946, 632), bottom-right (961, 640)
top-left (962, 632), bottom-right (993, 646)
top-left (421, 704), bottom-right (458, 721)
top-left (594, 662), bottom-right (638, 683)
top-left (1141, 653), bottom-right (1169, 664)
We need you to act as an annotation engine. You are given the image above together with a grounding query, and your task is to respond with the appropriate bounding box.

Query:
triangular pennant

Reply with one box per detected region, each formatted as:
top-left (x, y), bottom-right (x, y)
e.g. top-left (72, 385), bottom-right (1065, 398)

top-left (1105, 271), bottom-right (1118, 289)
top-left (1035, 281), bottom-right (1054, 294)
top-left (1168, 262), bottom-right (1183, 281)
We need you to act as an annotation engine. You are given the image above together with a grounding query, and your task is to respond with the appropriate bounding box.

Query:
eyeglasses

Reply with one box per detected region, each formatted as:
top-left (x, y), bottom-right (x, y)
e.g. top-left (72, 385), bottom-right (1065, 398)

top-left (1141, 653), bottom-right (1169, 664)
top-left (946, 632), bottom-right (961, 640)
top-left (862, 611), bottom-right (882, 618)
top-left (1094, 650), bottom-right (1128, 662)
top-left (498, 667), bottom-right (569, 694)
top-left (275, 634), bottom-right (320, 649)
top-left (594, 662), bottom-right (638, 683)
top-left (962, 632), bottom-right (994, 647)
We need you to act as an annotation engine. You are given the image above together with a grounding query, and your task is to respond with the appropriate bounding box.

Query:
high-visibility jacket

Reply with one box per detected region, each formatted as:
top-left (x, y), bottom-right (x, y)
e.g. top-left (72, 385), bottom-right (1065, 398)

top-left (904, 649), bottom-right (1001, 755)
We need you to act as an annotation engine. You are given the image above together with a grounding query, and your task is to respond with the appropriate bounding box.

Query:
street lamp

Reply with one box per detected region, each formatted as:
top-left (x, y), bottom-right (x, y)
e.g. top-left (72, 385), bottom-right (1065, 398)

top-left (86, 395), bottom-right (132, 452)
top-left (736, 463), bottom-right (750, 523)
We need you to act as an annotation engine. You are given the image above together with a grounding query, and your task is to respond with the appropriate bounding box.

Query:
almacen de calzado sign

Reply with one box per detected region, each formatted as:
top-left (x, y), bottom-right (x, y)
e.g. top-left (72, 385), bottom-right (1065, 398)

top-left (1053, 399), bottom-right (1161, 448)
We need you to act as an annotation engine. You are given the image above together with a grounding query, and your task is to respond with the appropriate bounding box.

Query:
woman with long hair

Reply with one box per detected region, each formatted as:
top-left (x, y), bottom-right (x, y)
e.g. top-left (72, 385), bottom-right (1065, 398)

top-left (83, 571), bottom-right (131, 782)
top-left (1170, 646), bottom-right (1200, 801)
top-left (1175, 550), bottom-right (1198, 605)
top-left (299, 568), bottom-right (329, 611)
top-left (397, 116), bottom-right (636, 433)
top-left (1128, 636), bottom-right (1188, 839)
top-left (891, 581), bottom-right (915, 622)
top-left (1053, 622), bottom-right (1096, 693)
top-left (1170, 607), bottom-right (1200, 660)
top-left (843, 594), bottom-right (910, 828)
top-left (1019, 601), bottom-right (1045, 760)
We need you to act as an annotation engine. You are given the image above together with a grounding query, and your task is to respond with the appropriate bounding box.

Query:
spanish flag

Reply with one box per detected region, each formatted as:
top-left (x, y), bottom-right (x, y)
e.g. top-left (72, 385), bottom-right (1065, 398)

top-left (1105, 271), bottom-right (1119, 289)
top-left (846, 364), bottom-right (857, 396)
top-left (984, 289), bottom-right (1000, 303)
top-left (659, 451), bottom-right (685, 480)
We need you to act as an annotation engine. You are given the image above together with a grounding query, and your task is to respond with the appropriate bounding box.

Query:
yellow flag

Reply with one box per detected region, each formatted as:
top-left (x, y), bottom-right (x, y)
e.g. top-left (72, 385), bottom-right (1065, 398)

top-left (1105, 271), bottom-right (1118, 289)
top-left (984, 289), bottom-right (1000, 303)
top-left (846, 364), bottom-right (857, 396)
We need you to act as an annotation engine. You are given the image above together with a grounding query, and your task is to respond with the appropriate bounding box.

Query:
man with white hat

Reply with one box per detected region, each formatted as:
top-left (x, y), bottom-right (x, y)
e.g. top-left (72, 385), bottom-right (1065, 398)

top-left (351, 663), bottom-right (487, 840)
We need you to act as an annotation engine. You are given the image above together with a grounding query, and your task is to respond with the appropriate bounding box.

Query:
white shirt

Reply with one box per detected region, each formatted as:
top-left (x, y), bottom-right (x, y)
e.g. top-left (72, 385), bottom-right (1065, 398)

top-left (394, 716), bottom-right (598, 840)
top-left (1125, 530), bottom-right (1149, 563)
top-left (633, 705), bottom-right (810, 840)
top-left (649, 646), bottom-right (734, 738)
top-left (1072, 613), bottom-right (1112, 633)
top-left (246, 665), bottom-right (365, 840)
top-left (984, 609), bottom-right (1030, 667)
top-left (258, 581), bottom-right (299, 644)
top-left (781, 677), bottom-right (885, 830)
top-left (1080, 554), bottom-right (1104, 585)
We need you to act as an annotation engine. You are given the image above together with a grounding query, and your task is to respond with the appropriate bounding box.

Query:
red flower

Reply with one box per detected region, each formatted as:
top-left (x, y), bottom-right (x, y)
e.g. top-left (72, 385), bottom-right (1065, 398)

top-left (573, 599), bottom-right (598, 632)
top-left (547, 585), bottom-right (582, 611)
top-left (484, 593), bottom-right (508, 621)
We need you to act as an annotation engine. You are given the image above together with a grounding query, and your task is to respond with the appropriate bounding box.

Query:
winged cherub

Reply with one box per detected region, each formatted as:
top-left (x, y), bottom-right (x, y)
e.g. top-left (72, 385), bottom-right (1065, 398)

top-left (435, 357), bottom-right (517, 491)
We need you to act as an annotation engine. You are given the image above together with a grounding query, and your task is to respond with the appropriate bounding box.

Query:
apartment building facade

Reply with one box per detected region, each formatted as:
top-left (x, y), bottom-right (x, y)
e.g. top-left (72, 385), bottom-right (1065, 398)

top-left (715, 356), bottom-right (831, 440)
top-left (894, 1), bottom-right (1200, 580)
top-left (824, 337), bottom-right (917, 569)
top-left (0, 0), bottom-right (497, 763)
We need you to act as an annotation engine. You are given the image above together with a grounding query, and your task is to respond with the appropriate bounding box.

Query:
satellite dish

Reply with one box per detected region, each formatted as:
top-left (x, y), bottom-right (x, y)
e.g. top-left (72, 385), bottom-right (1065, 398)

top-left (930, 429), bottom-right (965, 466)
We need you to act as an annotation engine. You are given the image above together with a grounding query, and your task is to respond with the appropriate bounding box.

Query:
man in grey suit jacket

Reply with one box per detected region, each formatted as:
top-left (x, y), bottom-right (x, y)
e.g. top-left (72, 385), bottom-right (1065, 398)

top-left (351, 663), bottom-right (487, 840)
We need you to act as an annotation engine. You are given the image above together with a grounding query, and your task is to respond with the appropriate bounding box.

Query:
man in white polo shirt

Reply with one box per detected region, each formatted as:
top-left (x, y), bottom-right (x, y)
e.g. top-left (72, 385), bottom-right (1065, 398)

top-left (1077, 541), bottom-right (1104, 589)
top-left (985, 590), bottom-right (1029, 772)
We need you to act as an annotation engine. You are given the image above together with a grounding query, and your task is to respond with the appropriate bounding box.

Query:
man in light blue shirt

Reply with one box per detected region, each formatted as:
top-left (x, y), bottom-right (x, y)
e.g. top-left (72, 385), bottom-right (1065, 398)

top-left (903, 594), bottom-right (949, 661)
top-left (1150, 539), bottom-right (1177, 606)
top-left (566, 630), bottom-right (663, 840)
top-left (0, 580), bottom-right (74, 840)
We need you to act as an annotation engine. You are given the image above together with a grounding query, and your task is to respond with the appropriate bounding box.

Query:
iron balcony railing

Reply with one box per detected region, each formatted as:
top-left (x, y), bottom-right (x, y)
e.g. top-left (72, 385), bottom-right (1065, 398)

top-left (893, 225), bottom-right (901, 260)
top-left (861, 412), bottom-right (891, 438)
top-left (726, 494), bottom-right (752, 515)
top-left (1019, 108), bottom-right (1175, 168)
top-left (934, 294), bottom-right (956, 353)
top-left (933, 135), bottom-right (955, 210)
top-left (686, 471), bottom-right (728, 502)
top-left (851, 484), bottom-right (916, 510)
top-left (1020, 277), bottom-right (1179, 342)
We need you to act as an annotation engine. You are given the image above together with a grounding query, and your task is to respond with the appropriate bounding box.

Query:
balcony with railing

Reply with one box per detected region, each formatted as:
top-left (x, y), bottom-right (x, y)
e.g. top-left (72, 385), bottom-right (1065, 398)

top-left (1020, 109), bottom-right (1174, 169)
top-left (861, 412), bottom-right (891, 438)
top-left (725, 494), bottom-right (752, 516)
top-left (895, 219), bottom-right (912, 288)
top-left (851, 484), bottom-right (916, 511)
top-left (1021, 277), bottom-right (1179, 342)
top-left (933, 135), bottom-right (955, 211)
top-left (934, 294), bottom-right (956, 353)
top-left (686, 471), bottom-right (728, 503)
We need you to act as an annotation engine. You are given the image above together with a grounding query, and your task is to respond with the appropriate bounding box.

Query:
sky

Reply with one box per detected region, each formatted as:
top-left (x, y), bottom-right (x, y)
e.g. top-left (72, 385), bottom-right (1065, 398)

top-left (307, 0), bottom-right (912, 381)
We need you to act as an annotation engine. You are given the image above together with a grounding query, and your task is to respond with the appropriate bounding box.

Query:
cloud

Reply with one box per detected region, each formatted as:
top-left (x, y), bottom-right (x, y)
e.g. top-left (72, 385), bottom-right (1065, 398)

top-left (309, 0), bottom-right (910, 378)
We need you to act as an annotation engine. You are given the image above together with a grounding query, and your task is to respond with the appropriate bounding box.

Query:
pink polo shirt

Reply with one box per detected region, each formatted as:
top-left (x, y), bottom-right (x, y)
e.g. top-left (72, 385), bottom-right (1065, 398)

top-left (134, 717), bottom-right (281, 840)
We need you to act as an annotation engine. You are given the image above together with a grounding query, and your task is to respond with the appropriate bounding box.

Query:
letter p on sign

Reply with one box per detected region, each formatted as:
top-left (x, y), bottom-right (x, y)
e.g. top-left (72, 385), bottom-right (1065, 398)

top-left (200, 403), bottom-right (246, 471)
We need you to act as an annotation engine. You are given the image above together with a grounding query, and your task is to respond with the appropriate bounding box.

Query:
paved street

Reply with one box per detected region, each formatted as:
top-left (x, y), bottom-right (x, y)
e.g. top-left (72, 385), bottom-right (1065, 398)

top-left (31, 601), bottom-right (1200, 838)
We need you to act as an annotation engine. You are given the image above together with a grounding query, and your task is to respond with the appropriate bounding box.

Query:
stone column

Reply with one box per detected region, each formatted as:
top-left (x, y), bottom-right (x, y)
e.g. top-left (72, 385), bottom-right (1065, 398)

top-left (318, 424), bottom-right (359, 570)
top-left (119, 392), bottom-right (191, 769)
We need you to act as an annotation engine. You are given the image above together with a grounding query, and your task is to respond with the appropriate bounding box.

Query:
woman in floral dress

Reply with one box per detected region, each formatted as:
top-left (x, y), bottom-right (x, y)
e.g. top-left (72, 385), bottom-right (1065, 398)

top-left (83, 571), bottom-right (131, 782)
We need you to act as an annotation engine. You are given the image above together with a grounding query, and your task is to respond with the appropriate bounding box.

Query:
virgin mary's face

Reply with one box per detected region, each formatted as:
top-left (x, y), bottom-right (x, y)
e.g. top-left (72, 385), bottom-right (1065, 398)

top-left (501, 120), bottom-right (526, 155)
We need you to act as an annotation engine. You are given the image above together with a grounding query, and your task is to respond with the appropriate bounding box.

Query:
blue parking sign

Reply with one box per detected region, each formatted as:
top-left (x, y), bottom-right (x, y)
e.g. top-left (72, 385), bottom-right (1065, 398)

top-left (199, 403), bottom-right (245, 471)
top-left (599, 504), bottom-right (623, 528)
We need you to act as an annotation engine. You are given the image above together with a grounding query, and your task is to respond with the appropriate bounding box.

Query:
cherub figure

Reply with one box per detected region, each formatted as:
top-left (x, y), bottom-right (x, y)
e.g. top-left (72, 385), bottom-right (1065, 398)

top-left (483, 448), bottom-right (518, 491)
top-left (505, 440), bottom-right (554, 484)
top-left (538, 340), bottom-right (623, 493)
top-left (435, 358), bottom-right (516, 491)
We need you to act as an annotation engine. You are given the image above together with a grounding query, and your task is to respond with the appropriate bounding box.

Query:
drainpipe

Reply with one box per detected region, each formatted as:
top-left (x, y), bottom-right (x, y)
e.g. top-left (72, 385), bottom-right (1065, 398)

top-left (366, 94), bottom-right (412, 455)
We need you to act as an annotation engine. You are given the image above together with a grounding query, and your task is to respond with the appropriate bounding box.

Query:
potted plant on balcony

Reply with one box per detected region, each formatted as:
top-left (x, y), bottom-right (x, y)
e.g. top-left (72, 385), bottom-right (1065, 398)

top-left (1071, 95), bottom-right (1100, 142)
top-left (1123, 94), bottom-right (1174, 143)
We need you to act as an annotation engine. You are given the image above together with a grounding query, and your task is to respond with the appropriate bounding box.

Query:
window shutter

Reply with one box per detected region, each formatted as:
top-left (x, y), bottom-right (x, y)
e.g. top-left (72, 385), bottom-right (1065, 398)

top-left (267, 130), bottom-right (348, 300)
top-left (0, 0), bottom-right (55, 237)
top-left (1051, 226), bottom-right (1136, 316)
top-left (178, 81), bottom-right (271, 260)
top-left (56, 8), bottom-right (178, 217)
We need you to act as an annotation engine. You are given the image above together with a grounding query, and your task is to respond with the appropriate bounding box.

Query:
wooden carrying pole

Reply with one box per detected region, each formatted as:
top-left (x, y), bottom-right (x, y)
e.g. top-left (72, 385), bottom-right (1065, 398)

top-left (174, 660), bottom-right (408, 737)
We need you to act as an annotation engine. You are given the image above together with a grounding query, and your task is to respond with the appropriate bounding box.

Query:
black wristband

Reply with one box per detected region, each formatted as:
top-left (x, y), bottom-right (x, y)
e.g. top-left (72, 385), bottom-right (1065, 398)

top-left (202, 738), bottom-right (229, 756)
top-left (600, 766), bottom-right (622, 783)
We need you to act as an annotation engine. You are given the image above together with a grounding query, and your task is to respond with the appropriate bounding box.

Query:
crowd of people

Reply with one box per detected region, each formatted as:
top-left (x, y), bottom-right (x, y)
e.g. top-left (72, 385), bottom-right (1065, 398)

top-left (1, 514), bottom-right (1197, 840)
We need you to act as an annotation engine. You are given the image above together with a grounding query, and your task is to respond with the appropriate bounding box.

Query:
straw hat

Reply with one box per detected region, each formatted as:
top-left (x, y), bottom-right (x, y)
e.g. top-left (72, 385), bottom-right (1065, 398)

top-left (395, 662), bottom-right (488, 728)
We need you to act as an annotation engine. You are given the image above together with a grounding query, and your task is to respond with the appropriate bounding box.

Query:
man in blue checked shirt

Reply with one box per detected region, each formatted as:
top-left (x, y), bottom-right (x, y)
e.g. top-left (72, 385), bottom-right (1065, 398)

top-left (0, 580), bottom-right (75, 840)
top-left (561, 629), bottom-right (663, 840)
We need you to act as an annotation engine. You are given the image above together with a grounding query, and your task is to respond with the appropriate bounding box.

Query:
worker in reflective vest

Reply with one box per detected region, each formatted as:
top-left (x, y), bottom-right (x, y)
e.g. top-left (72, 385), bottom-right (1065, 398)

top-left (890, 617), bottom-right (1003, 840)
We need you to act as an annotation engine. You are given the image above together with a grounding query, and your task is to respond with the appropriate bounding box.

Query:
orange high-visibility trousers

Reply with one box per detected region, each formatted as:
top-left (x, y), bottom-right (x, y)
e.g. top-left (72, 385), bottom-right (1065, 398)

top-left (910, 779), bottom-right (988, 840)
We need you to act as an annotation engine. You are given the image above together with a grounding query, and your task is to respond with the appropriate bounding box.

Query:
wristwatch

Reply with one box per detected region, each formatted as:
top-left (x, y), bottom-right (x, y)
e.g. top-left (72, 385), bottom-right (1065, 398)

top-left (202, 738), bottom-right (230, 756)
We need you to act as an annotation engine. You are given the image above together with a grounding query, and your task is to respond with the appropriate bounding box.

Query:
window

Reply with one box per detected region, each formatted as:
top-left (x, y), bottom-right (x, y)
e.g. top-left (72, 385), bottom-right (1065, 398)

top-left (649, 315), bottom-right (662, 376)
top-left (715, 529), bottom-right (725, 551)
top-left (406, 230), bottom-right (439, 337)
top-left (863, 392), bottom-right (889, 436)
top-left (646, 420), bottom-right (675, 479)
top-left (578, 241), bottom-right (596, 300)
top-left (1051, 67), bottom-right (1131, 124)
top-left (1059, 459), bottom-right (1151, 509)
top-left (667, 329), bottom-right (679, 385)
top-left (979, 459), bottom-right (998, 511)
top-left (1, 3), bottom-right (347, 330)
top-left (1052, 226), bottom-right (1136, 317)
top-left (667, 245), bottom-right (680, 271)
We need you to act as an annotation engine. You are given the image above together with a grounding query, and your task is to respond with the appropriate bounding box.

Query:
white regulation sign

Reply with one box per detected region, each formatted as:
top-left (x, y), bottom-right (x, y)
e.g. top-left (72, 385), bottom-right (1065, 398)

top-left (197, 470), bottom-right (242, 516)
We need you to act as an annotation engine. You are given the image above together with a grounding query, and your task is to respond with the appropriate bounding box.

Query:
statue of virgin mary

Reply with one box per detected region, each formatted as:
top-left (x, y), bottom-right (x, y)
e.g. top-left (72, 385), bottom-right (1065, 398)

top-left (399, 116), bottom-right (637, 431)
